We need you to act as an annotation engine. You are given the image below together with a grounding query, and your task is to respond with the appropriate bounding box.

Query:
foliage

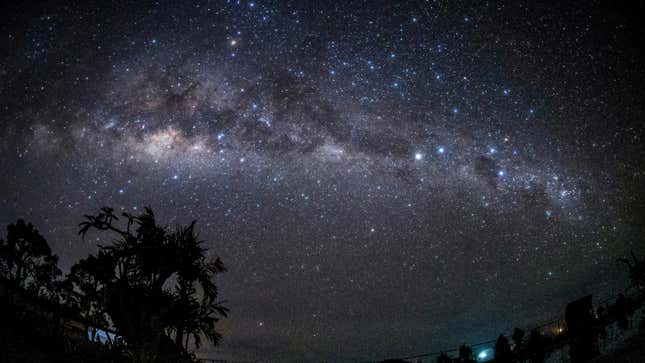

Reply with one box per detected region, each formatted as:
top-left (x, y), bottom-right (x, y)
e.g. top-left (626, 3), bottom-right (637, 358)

top-left (69, 207), bottom-right (228, 359)
top-left (494, 334), bottom-right (513, 363)
top-left (0, 219), bottom-right (62, 299)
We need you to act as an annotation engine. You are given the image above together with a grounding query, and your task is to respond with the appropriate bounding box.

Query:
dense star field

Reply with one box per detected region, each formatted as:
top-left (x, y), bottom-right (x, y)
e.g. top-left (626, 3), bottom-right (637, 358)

top-left (1, 1), bottom-right (644, 361)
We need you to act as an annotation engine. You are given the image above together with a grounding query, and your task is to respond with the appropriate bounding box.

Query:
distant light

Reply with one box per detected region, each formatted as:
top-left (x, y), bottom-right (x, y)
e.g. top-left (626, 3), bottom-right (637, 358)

top-left (477, 348), bottom-right (494, 361)
top-left (437, 146), bottom-right (445, 154)
top-left (503, 88), bottom-right (511, 95)
top-left (488, 147), bottom-right (496, 154)
top-left (452, 107), bottom-right (459, 114)
top-left (217, 132), bottom-right (225, 141)
top-left (498, 170), bottom-right (505, 177)
top-left (414, 152), bottom-right (423, 160)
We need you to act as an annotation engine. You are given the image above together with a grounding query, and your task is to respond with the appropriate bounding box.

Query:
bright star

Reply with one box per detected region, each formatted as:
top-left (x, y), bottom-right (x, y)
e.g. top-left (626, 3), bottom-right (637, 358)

top-left (414, 152), bottom-right (423, 160)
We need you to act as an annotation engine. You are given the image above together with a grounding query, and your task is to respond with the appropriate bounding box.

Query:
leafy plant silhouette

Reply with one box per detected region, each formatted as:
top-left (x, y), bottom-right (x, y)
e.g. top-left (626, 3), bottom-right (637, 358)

top-left (70, 207), bottom-right (228, 361)
top-left (0, 219), bottom-right (63, 299)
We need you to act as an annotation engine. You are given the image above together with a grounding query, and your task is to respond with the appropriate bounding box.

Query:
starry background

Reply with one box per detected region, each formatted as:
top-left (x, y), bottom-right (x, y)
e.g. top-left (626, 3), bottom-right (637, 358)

top-left (1, 0), bottom-right (645, 361)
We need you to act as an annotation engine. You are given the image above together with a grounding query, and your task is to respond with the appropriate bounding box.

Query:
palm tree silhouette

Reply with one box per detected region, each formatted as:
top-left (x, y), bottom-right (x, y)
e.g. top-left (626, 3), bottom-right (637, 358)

top-left (72, 207), bottom-right (228, 360)
top-left (166, 221), bottom-right (228, 350)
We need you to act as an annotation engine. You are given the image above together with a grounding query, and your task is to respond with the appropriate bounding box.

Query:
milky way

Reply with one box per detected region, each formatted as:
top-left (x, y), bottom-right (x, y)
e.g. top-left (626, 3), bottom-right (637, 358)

top-left (1, 1), bottom-right (644, 361)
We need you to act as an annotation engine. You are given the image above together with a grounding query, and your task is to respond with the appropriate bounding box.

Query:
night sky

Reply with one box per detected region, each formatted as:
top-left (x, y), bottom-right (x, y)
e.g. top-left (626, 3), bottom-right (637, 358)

top-left (1, 1), bottom-right (645, 361)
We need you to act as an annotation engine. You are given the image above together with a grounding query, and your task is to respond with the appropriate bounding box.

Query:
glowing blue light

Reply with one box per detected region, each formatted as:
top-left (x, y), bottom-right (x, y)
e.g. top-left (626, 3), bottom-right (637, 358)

top-left (217, 132), bottom-right (225, 141)
top-left (503, 88), bottom-right (511, 95)
top-left (498, 170), bottom-right (505, 177)
top-left (488, 147), bottom-right (496, 154)
top-left (477, 348), bottom-right (494, 361)
top-left (437, 146), bottom-right (445, 154)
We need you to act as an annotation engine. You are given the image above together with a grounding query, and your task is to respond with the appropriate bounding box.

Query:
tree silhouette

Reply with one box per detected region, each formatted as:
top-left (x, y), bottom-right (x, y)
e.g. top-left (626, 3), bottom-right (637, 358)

top-left (457, 344), bottom-right (474, 363)
top-left (511, 327), bottom-right (525, 359)
top-left (71, 207), bottom-right (228, 360)
top-left (0, 219), bottom-right (62, 299)
top-left (493, 334), bottom-right (512, 363)
top-left (617, 251), bottom-right (645, 290)
top-left (165, 222), bottom-right (228, 350)
top-left (612, 293), bottom-right (629, 331)
top-left (66, 251), bottom-right (114, 343)
top-left (526, 330), bottom-right (546, 363)
top-left (436, 352), bottom-right (451, 363)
